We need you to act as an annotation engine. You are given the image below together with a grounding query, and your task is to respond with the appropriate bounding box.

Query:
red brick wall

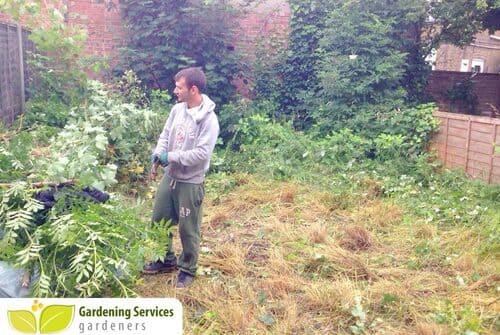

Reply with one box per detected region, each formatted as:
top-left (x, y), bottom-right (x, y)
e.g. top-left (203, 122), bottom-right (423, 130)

top-left (235, 1), bottom-right (290, 61)
top-left (66, 0), bottom-right (124, 62)
top-left (232, 1), bottom-right (291, 95)
top-left (427, 71), bottom-right (500, 116)
top-left (1, 0), bottom-right (290, 85)
top-left (436, 31), bottom-right (500, 73)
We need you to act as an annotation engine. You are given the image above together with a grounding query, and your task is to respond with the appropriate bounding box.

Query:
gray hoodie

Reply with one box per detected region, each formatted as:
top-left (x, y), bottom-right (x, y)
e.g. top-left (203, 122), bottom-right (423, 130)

top-left (153, 94), bottom-right (219, 184)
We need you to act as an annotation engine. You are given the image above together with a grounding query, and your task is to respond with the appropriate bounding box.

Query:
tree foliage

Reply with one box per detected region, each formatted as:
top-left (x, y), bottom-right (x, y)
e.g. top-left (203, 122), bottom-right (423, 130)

top-left (117, 0), bottom-right (245, 106)
top-left (314, 2), bottom-right (407, 129)
top-left (271, 0), bottom-right (334, 128)
top-left (0, 0), bottom-right (97, 130)
top-left (268, 0), bottom-right (499, 131)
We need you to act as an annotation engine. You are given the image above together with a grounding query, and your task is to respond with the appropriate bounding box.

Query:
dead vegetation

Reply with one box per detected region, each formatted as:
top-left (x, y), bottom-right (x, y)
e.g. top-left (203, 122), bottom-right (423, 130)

top-left (136, 175), bottom-right (499, 334)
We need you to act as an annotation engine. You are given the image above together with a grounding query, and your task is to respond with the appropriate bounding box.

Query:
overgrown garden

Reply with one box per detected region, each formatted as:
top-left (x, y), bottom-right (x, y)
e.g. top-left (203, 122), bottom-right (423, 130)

top-left (1, 0), bottom-right (499, 334)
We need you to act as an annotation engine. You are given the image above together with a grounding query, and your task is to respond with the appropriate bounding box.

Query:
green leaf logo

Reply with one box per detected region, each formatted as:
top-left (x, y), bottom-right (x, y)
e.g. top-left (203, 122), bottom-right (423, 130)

top-left (39, 305), bottom-right (74, 334)
top-left (7, 310), bottom-right (37, 334)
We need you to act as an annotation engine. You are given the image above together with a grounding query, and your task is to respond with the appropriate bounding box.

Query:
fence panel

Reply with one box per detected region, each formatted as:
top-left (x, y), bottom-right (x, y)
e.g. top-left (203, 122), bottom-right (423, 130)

top-left (0, 22), bottom-right (34, 127)
top-left (430, 110), bottom-right (500, 184)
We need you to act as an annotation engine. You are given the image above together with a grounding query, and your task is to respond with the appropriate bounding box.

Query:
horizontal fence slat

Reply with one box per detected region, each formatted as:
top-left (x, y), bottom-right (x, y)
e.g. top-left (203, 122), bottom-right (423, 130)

top-left (471, 130), bottom-right (494, 144)
top-left (469, 141), bottom-right (494, 155)
top-left (471, 122), bottom-right (495, 134)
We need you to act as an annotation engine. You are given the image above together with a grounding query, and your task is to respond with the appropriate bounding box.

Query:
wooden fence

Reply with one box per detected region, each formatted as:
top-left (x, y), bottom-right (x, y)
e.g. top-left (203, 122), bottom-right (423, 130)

top-left (430, 111), bottom-right (500, 184)
top-left (0, 22), bottom-right (34, 127)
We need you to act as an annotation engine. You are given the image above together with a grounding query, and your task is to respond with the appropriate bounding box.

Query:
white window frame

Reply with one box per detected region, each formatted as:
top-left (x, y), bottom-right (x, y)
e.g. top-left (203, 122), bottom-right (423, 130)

top-left (471, 59), bottom-right (484, 73)
top-left (460, 59), bottom-right (469, 72)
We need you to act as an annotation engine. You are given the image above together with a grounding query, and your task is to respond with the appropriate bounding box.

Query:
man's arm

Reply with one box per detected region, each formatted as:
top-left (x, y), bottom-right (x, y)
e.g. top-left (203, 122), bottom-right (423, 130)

top-left (153, 108), bottom-right (176, 156)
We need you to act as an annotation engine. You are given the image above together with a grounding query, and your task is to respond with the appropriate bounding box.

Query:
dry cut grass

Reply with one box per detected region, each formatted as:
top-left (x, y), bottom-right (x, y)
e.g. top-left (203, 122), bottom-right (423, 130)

top-left (136, 174), bottom-right (499, 335)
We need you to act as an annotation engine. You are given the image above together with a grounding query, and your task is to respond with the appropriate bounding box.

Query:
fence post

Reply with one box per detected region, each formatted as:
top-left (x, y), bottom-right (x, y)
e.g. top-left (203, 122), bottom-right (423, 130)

top-left (444, 117), bottom-right (449, 167)
top-left (489, 124), bottom-right (498, 184)
top-left (464, 119), bottom-right (472, 173)
top-left (16, 23), bottom-right (25, 114)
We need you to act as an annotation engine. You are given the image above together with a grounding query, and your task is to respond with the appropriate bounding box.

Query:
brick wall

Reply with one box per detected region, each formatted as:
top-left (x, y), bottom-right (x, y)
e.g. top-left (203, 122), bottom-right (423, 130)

top-left (436, 31), bottom-right (500, 73)
top-left (232, 0), bottom-right (290, 95)
top-left (430, 111), bottom-right (500, 184)
top-left (235, 1), bottom-right (290, 61)
top-left (427, 71), bottom-right (500, 116)
top-left (66, 0), bottom-right (124, 63)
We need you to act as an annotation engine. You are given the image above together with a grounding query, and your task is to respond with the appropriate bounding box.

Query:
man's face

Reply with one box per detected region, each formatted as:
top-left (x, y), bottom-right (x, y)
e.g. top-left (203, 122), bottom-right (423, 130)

top-left (173, 77), bottom-right (191, 103)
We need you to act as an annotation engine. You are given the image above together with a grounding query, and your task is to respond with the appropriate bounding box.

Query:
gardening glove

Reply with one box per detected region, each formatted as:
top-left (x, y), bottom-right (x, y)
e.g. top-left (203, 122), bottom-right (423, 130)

top-left (151, 152), bottom-right (168, 166)
top-left (158, 152), bottom-right (168, 167)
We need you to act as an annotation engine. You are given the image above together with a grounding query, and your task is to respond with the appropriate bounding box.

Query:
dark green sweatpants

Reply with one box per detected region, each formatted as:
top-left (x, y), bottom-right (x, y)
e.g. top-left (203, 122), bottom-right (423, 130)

top-left (152, 175), bottom-right (204, 276)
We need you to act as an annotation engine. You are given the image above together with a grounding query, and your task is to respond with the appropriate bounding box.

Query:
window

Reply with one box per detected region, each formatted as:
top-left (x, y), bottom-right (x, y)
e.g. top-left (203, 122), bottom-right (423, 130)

top-left (425, 49), bottom-right (437, 70)
top-left (471, 59), bottom-right (484, 73)
top-left (460, 59), bottom-right (469, 72)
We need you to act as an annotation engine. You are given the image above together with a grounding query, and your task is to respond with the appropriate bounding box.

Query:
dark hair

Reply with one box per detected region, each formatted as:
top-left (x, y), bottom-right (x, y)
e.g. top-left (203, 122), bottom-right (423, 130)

top-left (175, 67), bottom-right (206, 93)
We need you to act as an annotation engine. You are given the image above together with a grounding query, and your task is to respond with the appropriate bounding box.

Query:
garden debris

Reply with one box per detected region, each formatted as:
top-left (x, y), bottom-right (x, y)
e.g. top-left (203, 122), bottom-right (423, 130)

top-left (339, 224), bottom-right (376, 251)
top-left (34, 184), bottom-right (109, 225)
top-left (0, 261), bottom-right (34, 298)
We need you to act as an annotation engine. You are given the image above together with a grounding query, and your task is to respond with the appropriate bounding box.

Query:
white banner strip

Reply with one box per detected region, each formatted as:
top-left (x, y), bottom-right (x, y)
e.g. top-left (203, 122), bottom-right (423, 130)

top-left (0, 298), bottom-right (182, 335)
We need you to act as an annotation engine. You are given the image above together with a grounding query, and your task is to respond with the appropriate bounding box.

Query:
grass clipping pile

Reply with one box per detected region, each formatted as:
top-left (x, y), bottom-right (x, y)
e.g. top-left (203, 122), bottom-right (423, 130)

top-left (136, 174), bottom-right (499, 334)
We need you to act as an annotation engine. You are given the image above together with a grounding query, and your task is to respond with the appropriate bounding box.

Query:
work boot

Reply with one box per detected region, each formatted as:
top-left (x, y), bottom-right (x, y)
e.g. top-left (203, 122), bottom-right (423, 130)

top-left (142, 260), bottom-right (177, 275)
top-left (175, 271), bottom-right (194, 288)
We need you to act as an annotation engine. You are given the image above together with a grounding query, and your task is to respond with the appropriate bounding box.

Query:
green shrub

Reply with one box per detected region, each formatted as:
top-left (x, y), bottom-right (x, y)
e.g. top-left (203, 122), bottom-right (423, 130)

top-left (313, 2), bottom-right (407, 129)
top-left (0, 184), bottom-right (170, 297)
top-left (118, 0), bottom-right (245, 106)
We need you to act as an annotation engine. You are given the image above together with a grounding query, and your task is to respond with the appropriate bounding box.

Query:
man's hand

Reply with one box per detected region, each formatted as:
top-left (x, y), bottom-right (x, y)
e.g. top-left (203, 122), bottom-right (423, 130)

top-left (149, 152), bottom-right (168, 182)
top-left (158, 152), bottom-right (168, 166)
top-left (150, 162), bottom-right (159, 182)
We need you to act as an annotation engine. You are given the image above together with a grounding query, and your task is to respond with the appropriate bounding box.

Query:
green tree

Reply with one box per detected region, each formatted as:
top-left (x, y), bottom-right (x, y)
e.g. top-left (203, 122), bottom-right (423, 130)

top-left (314, 1), bottom-right (407, 131)
top-left (117, 0), bottom-right (245, 106)
top-left (272, 0), bottom-right (499, 131)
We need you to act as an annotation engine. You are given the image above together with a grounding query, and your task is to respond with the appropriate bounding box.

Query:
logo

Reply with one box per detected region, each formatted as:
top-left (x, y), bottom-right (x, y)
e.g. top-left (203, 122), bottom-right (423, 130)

top-left (7, 300), bottom-right (74, 334)
top-left (1, 298), bottom-right (182, 335)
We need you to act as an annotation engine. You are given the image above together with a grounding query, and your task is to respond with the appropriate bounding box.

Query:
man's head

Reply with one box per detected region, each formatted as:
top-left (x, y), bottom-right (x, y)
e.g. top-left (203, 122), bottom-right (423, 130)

top-left (173, 67), bottom-right (206, 107)
top-left (175, 67), bottom-right (206, 93)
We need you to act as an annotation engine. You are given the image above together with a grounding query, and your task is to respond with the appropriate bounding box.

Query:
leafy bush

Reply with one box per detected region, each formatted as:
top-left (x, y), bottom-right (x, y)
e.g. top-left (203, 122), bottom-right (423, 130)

top-left (0, 183), bottom-right (170, 297)
top-left (20, 11), bottom-right (89, 130)
top-left (31, 81), bottom-right (167, 190)
top-left (218, 99), bottom-right (277, 148)
top-left (271, 0), bottom-right (334, 128)
top-left (118, 0), bottom-right (245, 106)
top-left (1, 78), bottom-right (171, 296)
top-left (219, 111), bottom-right (311, 179)
top-left (219, 102), bottom-right (439, 180)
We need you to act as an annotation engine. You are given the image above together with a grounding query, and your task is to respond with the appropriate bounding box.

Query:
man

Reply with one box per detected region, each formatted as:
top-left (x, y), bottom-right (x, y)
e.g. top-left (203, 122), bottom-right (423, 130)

top-left (143, 67), bottom-right (219, 288)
